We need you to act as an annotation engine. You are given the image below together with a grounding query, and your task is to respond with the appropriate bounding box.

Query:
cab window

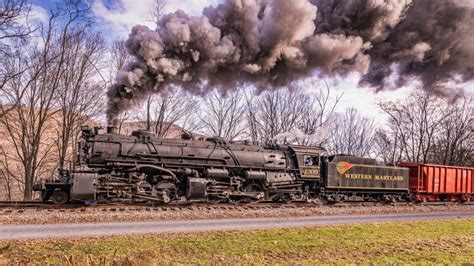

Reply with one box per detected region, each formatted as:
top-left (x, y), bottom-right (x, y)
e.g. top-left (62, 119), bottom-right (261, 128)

top-left (304, 155), bottom-right (319, 166)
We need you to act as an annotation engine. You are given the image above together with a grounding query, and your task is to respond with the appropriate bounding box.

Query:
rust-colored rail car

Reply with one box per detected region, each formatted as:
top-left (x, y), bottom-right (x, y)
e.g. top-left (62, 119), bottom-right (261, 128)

top-left (399, 162), bottom-right (473, 202)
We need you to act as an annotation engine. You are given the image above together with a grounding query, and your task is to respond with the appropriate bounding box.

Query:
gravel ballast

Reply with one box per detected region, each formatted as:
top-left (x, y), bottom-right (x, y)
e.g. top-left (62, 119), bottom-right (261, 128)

top-left (1, 203), bottom-right (473, 224)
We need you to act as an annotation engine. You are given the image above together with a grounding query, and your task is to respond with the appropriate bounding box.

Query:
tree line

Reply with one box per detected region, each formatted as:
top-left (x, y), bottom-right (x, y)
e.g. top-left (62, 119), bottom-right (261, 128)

top-left (0, 1), bottom-right (472, 200)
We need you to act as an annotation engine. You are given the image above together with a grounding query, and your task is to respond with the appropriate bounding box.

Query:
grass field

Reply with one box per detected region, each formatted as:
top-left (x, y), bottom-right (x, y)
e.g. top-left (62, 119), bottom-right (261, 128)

top-left (1, 219), bottom-right (473, 264)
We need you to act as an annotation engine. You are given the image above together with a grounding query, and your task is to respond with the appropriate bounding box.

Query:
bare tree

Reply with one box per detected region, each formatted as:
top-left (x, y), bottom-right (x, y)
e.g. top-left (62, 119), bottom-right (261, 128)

top-left (244, 91), bottom-right (259, 143)
top-left (136, 88), bottom-right (199, 138)
top-left (1, 50), bottom-right (58, 200)
top-left (0, 146), bottom-right (16, 200)
top-left (327, 108), bottom-right (376, 157)
top-left (200, 89), bottom-right (246, 140)
top-left (108, 39), bottom-right (131, 82)
top-left (143, 0), bottom-right (167, 130)
top-left (246, 83), bottom-right (340, 145)
top-left (430, 97), bottom-right (473, 166)
top-left (373, 126), bottom-right (404, 165)
top-left (0, 0), bottom-right (35, 119)
top-left (148, 0), bottom-right (167, 26)
top-left (0, 0), bottom-right (34, 56)
top-left (53, 30), bottom-right (106, 171)
top-left (249, 88), bottom-right (309, 143)
top-left (0, 49), bottom-right (41, 119)
top-left (0, 2), bottom-right (92, 200)
top-left (115, 110), bottom-right (136, 134)
top-left (377, 91), bottom-right (451, 164)
top-left (297, 82), bottom-right (342, 146)
top-left (108, 39), bottom-right (135, 134)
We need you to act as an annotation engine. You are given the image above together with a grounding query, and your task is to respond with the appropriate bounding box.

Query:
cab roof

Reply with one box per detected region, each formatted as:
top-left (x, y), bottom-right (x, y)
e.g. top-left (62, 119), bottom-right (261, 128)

top-left (289, 145), bottom-right (326, 155)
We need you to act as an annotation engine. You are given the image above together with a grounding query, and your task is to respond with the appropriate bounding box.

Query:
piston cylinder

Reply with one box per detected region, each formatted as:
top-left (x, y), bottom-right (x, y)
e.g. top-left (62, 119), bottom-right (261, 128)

top-left (244, 170), bottom-right (266, 180)
top-left (203, 168), bottom-right (229, 178)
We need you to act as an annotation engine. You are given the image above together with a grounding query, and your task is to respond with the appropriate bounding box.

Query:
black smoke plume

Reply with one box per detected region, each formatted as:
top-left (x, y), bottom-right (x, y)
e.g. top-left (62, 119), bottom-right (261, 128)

top-left (107, 0), bottom-right (474, 125)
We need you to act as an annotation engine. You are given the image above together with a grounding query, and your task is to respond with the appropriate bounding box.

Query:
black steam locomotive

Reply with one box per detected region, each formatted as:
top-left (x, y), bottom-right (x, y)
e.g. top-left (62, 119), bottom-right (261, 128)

top-left (34, 126), bottom-right (409, 204)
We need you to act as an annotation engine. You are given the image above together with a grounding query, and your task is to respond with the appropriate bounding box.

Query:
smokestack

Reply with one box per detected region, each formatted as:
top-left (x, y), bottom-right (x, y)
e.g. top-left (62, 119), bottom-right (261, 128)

top-left (106, 0), bottom-right (474, 124)
top-left (107, 126), bottom-right (117, 134)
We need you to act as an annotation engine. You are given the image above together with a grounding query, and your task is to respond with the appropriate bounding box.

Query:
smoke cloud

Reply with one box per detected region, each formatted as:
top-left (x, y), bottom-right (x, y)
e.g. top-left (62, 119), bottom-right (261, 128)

top-left (107, 0), bottom-right (474, 124)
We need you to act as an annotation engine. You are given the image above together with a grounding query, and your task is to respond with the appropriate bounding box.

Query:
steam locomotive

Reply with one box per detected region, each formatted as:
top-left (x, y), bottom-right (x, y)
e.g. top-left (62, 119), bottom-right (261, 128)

top-left (34, 126), bottom-right (414, 204)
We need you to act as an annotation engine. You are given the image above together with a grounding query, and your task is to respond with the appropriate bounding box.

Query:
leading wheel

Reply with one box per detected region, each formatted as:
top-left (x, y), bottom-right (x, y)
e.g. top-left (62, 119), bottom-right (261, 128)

top-left (51, 190), bottom-right (69, 204)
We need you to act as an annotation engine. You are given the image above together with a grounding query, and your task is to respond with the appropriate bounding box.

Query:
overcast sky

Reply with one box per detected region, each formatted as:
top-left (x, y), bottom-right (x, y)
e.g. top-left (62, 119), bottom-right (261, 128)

top-left (30, 0), bottom-right (473, 124)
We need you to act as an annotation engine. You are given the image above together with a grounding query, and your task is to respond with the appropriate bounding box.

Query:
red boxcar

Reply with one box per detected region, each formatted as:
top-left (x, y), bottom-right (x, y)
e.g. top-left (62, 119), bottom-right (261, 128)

top-left (398, 162), bottom-right (473, 202)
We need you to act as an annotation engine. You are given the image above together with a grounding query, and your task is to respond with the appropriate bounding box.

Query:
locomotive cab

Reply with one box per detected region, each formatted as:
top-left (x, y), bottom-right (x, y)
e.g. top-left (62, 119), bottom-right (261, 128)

top-left (289, 146), bottom-right (324, 180)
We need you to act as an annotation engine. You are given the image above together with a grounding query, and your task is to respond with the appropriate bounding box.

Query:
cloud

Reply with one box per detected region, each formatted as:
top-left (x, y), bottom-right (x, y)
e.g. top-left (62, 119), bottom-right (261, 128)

top-left (166, 0), bottom-right (217, 15)
top-left (91, 0), bottom-right (155, 36)
top-left (91, 0), bottom-right (219, 37)
top-left (28, 4), bottom-right (49, 24)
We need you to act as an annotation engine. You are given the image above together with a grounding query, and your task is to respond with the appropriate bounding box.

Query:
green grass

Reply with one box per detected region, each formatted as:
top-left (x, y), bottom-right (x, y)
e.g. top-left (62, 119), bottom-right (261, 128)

top-left (1, 219), bottom-right (473, 264)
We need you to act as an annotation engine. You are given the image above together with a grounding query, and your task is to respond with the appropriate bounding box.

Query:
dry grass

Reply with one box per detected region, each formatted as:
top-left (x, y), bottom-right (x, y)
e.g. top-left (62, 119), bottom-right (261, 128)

top-left (0, 219), bottom-right (473, 264)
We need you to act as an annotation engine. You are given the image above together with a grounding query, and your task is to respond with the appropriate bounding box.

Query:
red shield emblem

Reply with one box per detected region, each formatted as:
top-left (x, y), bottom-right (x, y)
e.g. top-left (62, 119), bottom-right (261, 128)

top-left (336, 161), bottom-right (353, 175)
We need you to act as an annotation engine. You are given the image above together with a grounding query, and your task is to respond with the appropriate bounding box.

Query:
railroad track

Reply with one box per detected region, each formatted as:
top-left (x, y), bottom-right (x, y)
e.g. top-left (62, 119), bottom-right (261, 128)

top-left (0, 200), bottom-right (310, 210)
top-left (0, 200), bottom-right (471, 212)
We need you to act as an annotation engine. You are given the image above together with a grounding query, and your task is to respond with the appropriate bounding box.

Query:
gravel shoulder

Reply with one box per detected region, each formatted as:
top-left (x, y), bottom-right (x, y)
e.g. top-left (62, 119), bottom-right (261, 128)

top-left (1, 203), bottom-right (473, 225)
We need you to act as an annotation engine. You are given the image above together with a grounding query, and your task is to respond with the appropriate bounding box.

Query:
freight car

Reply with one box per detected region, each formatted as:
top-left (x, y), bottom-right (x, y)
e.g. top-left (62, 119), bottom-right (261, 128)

top-left (34, 126), bottom-right (413, 204)
top-left (399, 162), bottom-right (473, 202)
